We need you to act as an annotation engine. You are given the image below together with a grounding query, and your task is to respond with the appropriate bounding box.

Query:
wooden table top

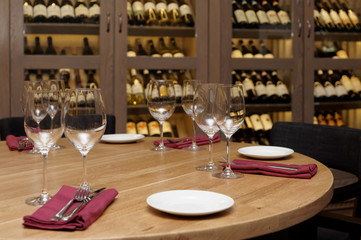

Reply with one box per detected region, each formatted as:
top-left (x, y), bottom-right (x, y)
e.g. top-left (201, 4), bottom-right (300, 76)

top-left (0, 137), bottom-right (333, 239)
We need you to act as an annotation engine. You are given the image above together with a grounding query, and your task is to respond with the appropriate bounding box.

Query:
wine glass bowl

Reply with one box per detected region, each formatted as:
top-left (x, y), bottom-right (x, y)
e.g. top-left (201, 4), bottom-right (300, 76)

top-left (212, 84), bottom-right (246, 179)
top-left (147, 79), bottom-right (176, 151)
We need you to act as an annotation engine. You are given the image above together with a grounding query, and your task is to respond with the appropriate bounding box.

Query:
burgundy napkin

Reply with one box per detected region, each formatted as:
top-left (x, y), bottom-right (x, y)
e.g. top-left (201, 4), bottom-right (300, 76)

top-left (153, 134), bottom-right (221, 149)
top-left (6, 135), bottom-right (33, 151)
top-left (224, 159), bottom-right (318, 179)
top-left (23, 185), bottom-right (118, 230)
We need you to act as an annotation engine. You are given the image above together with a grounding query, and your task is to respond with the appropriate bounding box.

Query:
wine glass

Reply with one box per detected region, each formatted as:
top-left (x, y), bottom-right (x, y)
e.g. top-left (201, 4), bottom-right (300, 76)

top-left (212, 84), bottom-right (246, 179)
top-left (181, 80), bottom-right (204, 151)
top-left (24, 89), bottom-right (64, 206)
top-left (193, 83), bottom-right (220, 171)
top-left (64, 88), bottom-right (106, 187)
top-left (147, 79), bottom-right (176, 151)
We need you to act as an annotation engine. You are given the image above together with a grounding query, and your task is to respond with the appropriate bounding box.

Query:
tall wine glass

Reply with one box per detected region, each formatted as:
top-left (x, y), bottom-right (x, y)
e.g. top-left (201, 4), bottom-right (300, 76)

top-left (64, 88), bottom-right (106, 187)
top-left (193, 83), bottom-right (220, 171)
top-left (147, 79), bottom-right (176, 151)
top-left (181, 80), bottom-right (204, 151)
top-left (212, 84), bottom-right (246, 179)
top-left (24, 89), bottom-right (64, 206)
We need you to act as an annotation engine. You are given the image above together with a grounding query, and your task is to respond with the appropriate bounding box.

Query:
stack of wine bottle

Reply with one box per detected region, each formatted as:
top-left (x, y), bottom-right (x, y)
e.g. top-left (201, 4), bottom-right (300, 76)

top-left (232, 39), bottom-right (274, 58)
top-left (314, 0), bottom-right (361, 32)
top-left (232, 0), bottom-right (291, 29)
top-left (232, 70), bottom-right (291, 103)
top-left (314, 69), bottom-right (361, 102)
top-left (126, 117), bottom-right (175, 137)
top-left (24, 0), bottom-right (100, 24)
top-left (127, 0), bottom-right (195, 27)
top-left (314, 111), bottom-right (345, 126)
top-left (127, 69), bottom-right (192, 105)
top-left (315, 41), bottom-right (349, 58)
top-left (127, 37), bottom-right (185, 57)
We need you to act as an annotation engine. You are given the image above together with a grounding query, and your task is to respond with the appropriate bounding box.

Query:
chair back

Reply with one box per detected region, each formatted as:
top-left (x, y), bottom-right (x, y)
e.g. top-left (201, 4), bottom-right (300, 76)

top-left (0, 117), bottom-right (26, 141)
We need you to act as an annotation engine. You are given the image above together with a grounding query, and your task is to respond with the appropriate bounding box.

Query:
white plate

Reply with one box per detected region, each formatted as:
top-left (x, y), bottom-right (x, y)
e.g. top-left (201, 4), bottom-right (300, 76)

top-left (101, 134), bottom-right (144, 143)
top-left (238, 146), bottom-right (294, 159)
top-left (146, 190), bottom-right (234, 216)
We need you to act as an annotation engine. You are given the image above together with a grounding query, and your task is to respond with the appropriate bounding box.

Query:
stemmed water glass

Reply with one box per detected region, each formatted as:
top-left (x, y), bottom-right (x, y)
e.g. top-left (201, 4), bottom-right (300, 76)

top-left (212, 84), bottom-right (246, 179)
top-left (147, 79), bottom-right (176, 151)
top-left (193, 83), bottom-right (220, 171)
top-left (181, 80), bottom-right (204, 151)
top-left (64, 88), bottom-right (106, 187)
top-left (24, 89), bottom-right (64, 206)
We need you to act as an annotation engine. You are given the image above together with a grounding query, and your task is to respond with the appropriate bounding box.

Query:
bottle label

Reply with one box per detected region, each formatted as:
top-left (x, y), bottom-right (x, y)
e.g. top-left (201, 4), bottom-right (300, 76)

top-left (276, 81), bottom-right (289, 95)
top-left (151, 53), bottom-right (161, 57)
top-left (348, 10), bottom-right (360, 25)
top-left (132, 1), bottom-right (144, 15)
top-left (340, 75), bottom-right (353, 92)
top-left (255, 81), bottom-right (267, 96)
top-left (250, 114), bottom-right (264, 131)
top-left (156, 2), bottom-right (167, 12)
top-left (351, 76), bottom-right (361, 93)
top-left (61, 5), bottom-right (75, 17)
top-left (89, 4), bottom-right (100, 17)
top-left (336, 50), bottom-right (348, 59)
top-left (334, 81), bottom-right (348, 97)
top-left (185, 84), bottom-right (194, 96)
top-left (243, 53), bottom-right (254, 58)
top-left (329, 10), bottom-right (343, 26)
top-left (75, 5), bottom-right (89, 17)
top-left (173, 52), bottom-right (184, 57)
top-left (162, 52), bottom-right (173, 57)
top-left (179, 4), bottom-right (191, 16)
top-left (136, 121), bottom-right (149, 135)
top-left (234, 9), bottom-right (247, 23)
top-left (263, 53), bottom-right (274, 58)
top-left (148, 121), bottom-right (160, 136)
top-left (243, 78), bottom-right (255, 91)
top-left (126, 83), bottom-right (132, 94)
top-left (127, 51), bottom-right (136, 57)
top-left (132, 80), bottom-right (144, 94)
top-left (231, 49), bottom-right (243, 58)
top-left (314, 82), bottom-right (326, 97)
top-left (245, 10), bottom-right (258, 24)
top-left (266, 81), bottom-right (278, 97)
top-left (126, 122), bottom-right (137, 134)
top-left (33, 4), bottom-right (47, 17)
top-left (260, 114), bottom-right (273, 131)
top-left (163, 121), bottom-right (173, 135)
top-left (266, 10), bottom-right (280, 24)
top-left (324, 81), bottom-right (337, 97)
top-left (254, 53), bottom-right (263, 58)
top-left (277, 10), bottom-right (291, 24)
top-left (167, 86), bottom-right (175, 97)
top-left (24, 3), bottom-right (33, 16)
top-left (174, 84), bottom-right (182, 97)
top-left (144, 2), bottom-right (156, 11)
top-left (320, 9), bottom-right (333, 25)
top-left (339, 10), bottom-right (352, 26)
top-left (168, 3), bottom-right (179, 11)
top-left (256, 10), bottom-right (269, 24)
top-left (47, 4), bottom-right (61, 18)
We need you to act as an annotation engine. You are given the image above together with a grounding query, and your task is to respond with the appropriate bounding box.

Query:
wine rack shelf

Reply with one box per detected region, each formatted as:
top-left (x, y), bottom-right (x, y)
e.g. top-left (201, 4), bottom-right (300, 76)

top-left (232, 29), bottom-right (292, 39)
top-left (315, 31), bottom-right (361, 41)
top-left (314, 101), bottom-right (361, 111)
top-left (24, 23), bottom-right (99, 35)
top-left (128, 26), bottom-right (195, 37)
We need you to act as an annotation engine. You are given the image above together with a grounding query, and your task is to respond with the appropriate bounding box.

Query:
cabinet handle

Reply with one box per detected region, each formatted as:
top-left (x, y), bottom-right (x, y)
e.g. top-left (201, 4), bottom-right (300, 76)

top-left (298, 19), bottom-right (302, 37)
top-left (106, 12), bottom-right (110, 32)
top-left (307, 20), bottom-right (311, 38)
top-left (118, 13), bottom-right (123, 33)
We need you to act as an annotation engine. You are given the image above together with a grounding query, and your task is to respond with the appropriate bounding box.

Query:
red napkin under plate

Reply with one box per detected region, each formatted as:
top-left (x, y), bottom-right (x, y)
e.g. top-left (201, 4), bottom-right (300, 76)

top-left (23, 185), bottom-right (118, 230)
top-left (223, 159), bottom-right (318, 179)
top-left (154, 134), bottom-right (221, 149)
top-left (6, 135), bottom-right (33, 151)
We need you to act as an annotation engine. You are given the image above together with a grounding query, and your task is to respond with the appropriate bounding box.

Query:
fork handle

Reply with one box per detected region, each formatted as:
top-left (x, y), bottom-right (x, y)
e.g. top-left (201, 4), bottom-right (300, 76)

top-left (61, 201), bottom-right (85, 221)
top-left (50, 199), bottom-right (74, 220)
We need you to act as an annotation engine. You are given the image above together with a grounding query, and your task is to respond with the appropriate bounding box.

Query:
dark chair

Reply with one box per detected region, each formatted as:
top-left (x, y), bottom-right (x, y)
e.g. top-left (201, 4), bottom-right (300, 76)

top-left (270, 122), bottom-right (361, 239)
top-left (0, 117), bottom-right (26, 141)
top-left (105, 114), bottom-right (116, 134)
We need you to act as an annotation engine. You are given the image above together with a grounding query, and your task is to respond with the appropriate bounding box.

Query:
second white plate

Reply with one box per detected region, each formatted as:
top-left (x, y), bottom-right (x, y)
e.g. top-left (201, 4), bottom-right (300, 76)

top-left (147, 190), bottom-right (234, 216)
top-left (238, 146), bottom-right (294, 159)
top-left (101, 134), bottom-right (144, 143)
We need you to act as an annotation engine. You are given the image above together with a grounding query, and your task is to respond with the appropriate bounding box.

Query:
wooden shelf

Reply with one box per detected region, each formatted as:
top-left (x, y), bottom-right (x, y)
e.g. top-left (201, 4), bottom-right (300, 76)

top-left (231, 58), bottom-right (295, 70)
top-left (24, 23), bottom-right (99, 35)
top-left (232, 28), bottom-right (292, 39)
top-left (23, 55), bottom-right (100, 69)
top-left (315, 31), bottom-right (361, 41)
top-left (315, 101), bottom-right (361, 111)
top-left (128, 26), bottom-right (195, 37)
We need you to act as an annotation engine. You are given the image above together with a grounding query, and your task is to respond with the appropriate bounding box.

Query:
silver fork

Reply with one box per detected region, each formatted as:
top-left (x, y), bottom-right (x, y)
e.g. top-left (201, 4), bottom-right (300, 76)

top-left (50, 183), bottom-right (90, 221)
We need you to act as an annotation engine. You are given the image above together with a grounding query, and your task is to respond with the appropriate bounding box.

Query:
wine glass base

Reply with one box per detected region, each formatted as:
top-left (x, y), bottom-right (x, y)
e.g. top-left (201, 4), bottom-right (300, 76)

top-left (182, 145), bottom-right (205, 151)
top-left (51, 144), bottom-right (65, 151)
top-left (24, 148), bottom-right (40, 154)
top-left (150, 146), bottom-right (173, 151)
top-left (212, 171), bottom-right (244, 179)
top-left (25, 193), bottom-right (52, 206)
top-left (196, 165), bottom-right (220, 172)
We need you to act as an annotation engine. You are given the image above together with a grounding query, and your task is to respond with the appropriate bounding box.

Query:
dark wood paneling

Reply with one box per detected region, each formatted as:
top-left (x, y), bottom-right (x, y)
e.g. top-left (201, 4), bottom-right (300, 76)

top-left (0, 0), bottom-right (10, 118)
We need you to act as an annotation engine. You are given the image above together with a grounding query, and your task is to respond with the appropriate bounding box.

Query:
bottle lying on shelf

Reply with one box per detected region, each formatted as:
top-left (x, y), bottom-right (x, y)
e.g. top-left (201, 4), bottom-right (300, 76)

top-left (231, 39), bottom-right (275, 58)
top-left (315, 111), bottom-right (345, 127)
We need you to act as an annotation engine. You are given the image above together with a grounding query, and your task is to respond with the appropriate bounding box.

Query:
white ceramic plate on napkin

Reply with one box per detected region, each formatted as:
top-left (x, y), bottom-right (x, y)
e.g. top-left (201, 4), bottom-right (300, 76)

top-left (101, 134), bottom-right (144, 143)
top-left (146, 190), bottom-right (234, 216)
top-left (238, 146), bottom-right (294, 159)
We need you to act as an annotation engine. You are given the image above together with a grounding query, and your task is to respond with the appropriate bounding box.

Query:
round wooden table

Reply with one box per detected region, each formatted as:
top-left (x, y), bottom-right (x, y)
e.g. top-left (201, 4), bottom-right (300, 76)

top-left (0, 137), bottom-right (333, 239)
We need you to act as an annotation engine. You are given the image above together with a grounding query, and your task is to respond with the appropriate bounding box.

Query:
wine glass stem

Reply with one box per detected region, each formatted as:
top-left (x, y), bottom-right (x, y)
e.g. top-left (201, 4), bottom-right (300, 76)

top-left (225, 137), bottom-right (231, 171)
top-left (208, 136), bottom-right (214, 166)
top-left (81, 153), bottom-right (88, 185)
top-left (41, 151), bottom-right (48, 195)
top-left (159, 122), bottom-right (165, 149)
top-left (191, 120), bottom-right (197, 148)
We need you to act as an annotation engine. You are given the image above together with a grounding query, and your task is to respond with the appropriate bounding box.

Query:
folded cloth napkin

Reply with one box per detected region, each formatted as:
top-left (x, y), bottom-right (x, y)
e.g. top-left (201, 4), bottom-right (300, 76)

top-left (6, 135), bottom-right (33, 151)
top-left (153, 134), bottom-right (221, 149)
top-left (23, 185), bottom-right (118, 230)
top-left (223, 159), bottom-right (318, 179)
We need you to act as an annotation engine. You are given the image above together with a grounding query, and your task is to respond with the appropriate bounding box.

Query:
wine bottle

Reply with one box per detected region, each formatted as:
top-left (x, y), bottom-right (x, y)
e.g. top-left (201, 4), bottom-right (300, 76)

top-left (74, 0), bottom-right (90, 23)
top-left (337, 0), bottom-right (361, 31)
top-left (334, 41), bottom-right (348, 58)
top-left (130, 69), bottom-right (146, 105)
top-left (232, 70), bottom-right (241, 85)
top-left (47, 0), bottom-right (61, 23)
top-left (251, 71), bottom-right (267, 103)
top-left (241, 0), bottom-right (259, 28)
top-left (260, 113), bottom-right (273, 141)
top-left (86, 72), bottom-right (99, 88)
top-left (319, 69), bottom-right (337, 101)
top-left (272, 0), bottom-right (291, 29)
top-left (88, 0), bottom-right (100, 24)
top-left (167, 70), bottom-right (182, 103)
top-left (350, 72), bottom-right (361, 98)
top-left (132, 0), bottom-right (146, 25)
top-left (316, 112), bottom-right (328, 125)
top-left (314, 70), bottom-right (327, 102)
top-left (24, 37), bottom-right (32, 55)
top-left (136, 118), bottom-right (149, 136)
top-left (244, 116), bottom-right (259, 144)
top-left (261, 71), bottom-right (279, 103)
top-left (135, 39), bottom-right (148, 55)
top-left (329, 69), bottom-right (348, 100)
top-left (158, 37), bottom-right (173, 57)
top-left (179, 0), bottom-right (194, 27)
top-left (167, 0), bottom-right (182, 26)
top-left (334, 111), bottom-right (345, 127)
top-left (260, 40), bottom-right (274, 58)
top-left (250, 114), bottom-right (270, 145)
top-left (126, 118), bottom-right (137, 134)
top-left (271, 71), bottom-right (290, 103)
top-left (248, 40), bottom-right (263, 58)
top-left (24, 0), bottom-right (34, 23)
top-left (329, 0), bottom-right (353, 31)
top-left (74, 69), bottom-right (83, 88)
top-left (241, 71), bottom-right (257, 103)
top-left (144, 0), bottom-right (158, 25)
top-left (126, 73), bottom-right (134, 105)
top-left (314, 3), bottom-right (327, 31)
top-left (232, 124), bottom-right (247, 143)
top-left (45, 36), bottom-right (57, 55)
top-left (60, 0), bottom-right (75, 23)
top-left (324, 111), bottom-right (337, 126)
top-left (127, 43), bottom-right (137, 57)
top-left (82, 37), bottom-right (93, 55)
top-left (251, 0), bottom-right (270, 28)
top-left (59, 66), bottom-right (71, 89)
top-left (148, 118), bottom-right (161, 136)
top-left (231, 41), bottom-right (243, 58)
top-left (156, 0), bottom-right (171, 25)
top-left (262, 0), bottom-right (281, 28)
top-left (33, 36), bottom-right (44, 54)
top-left (33, 0), bottom-right (47, 23)
top-left (127, 0), bottom-right (136, 25)
top-left (322, 0), bottom-right (345, 31)
top-left (232, 0), bottom-right (248, 28)
top-left (316, 0), bottom-right (336, 31)
top-left (163, 121), bottom-right (173, 137)
top-left (339, 70), bottom-right (358, 100)
top-left (169, 37), bottom-right (184, 57)
top-left (147, 40), bottom-right (161, 57)
top-left (238, 40), bottom-right (253, 58)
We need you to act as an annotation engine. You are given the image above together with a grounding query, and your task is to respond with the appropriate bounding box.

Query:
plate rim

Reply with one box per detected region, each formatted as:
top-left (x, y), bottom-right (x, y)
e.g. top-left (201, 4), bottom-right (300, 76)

top-left (101, 133), bottom-right (144, 143)
top-left (237, 145), bottom-right (294, 159)
top-left (146, 190), bottom-right (234, 216)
